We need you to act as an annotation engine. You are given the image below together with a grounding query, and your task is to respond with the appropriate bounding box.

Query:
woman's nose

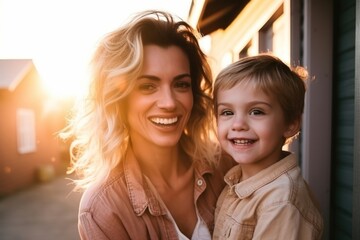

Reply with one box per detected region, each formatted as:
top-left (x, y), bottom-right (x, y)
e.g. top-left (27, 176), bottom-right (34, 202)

top-left (157, 87), bottom-right (176, 110)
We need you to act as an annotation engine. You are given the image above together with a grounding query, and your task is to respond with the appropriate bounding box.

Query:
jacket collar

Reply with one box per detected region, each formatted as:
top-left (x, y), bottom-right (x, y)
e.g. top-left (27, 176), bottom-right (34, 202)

top-left (123, 148), bottom-right (166, 216)
top-left (224, 152), bottom-right (297, 199)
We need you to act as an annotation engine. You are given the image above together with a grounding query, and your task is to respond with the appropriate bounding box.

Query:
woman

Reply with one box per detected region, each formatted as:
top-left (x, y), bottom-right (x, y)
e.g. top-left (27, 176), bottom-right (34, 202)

top-left (61, 10), bottom-right (232, 239)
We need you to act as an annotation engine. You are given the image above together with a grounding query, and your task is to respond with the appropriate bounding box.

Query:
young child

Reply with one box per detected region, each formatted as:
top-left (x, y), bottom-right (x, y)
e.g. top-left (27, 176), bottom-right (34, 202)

top-left (212, 54), bottom-right (324, 239)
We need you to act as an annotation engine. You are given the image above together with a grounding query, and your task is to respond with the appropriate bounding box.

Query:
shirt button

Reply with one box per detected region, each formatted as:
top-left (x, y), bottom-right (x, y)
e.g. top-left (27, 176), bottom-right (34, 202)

top-left (197, 179), bottom-right (203, 186)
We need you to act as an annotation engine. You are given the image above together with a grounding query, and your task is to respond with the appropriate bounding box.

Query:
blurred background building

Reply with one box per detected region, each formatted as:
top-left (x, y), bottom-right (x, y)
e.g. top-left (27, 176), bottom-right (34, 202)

top-left (0, 60), bottom-right (71, 195)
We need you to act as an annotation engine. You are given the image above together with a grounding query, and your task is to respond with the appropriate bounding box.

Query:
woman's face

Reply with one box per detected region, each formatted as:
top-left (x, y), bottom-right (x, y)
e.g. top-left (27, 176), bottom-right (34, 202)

top-left (125, 45), bottom-right (193, 150)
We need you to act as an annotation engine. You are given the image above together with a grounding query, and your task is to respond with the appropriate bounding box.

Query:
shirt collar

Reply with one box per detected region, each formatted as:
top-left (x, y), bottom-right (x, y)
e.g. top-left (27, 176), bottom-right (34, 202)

top-left (123, 148), bottom-right (166, 216)
top-left (224, 152), bottom-right (297, 199)
top-left (123, 147), bottom-right (214, 216)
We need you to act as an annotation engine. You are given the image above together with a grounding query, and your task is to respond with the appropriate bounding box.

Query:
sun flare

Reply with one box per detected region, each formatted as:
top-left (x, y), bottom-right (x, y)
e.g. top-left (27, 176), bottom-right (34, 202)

top-left (34, 56), bottom-right (90, 100)
top-left (0, 0), bottom-right (192, 100)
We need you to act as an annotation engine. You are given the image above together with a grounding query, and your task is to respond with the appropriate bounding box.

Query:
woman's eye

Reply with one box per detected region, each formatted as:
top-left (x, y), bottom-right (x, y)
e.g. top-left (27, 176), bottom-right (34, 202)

top-left (250, 109), bottom-right (264, 115)
top-left (174, 81), bottom-right (191, 89)
top-left (138, 83), bottom-right (156, 92)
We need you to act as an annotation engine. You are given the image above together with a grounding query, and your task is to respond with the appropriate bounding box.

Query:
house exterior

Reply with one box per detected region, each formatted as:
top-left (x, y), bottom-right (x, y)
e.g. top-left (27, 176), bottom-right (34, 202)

top-left (188, 0), bottom-right (359, 239)
top-left (0, 59), bottom-right (70, 197)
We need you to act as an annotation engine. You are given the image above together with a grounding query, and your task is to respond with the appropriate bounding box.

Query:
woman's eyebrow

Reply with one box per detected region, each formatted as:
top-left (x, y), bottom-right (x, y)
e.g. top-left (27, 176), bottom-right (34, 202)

top-left (137, 75), bottom-right (160, 81)
top-left (174, 73), bottom-right (191, 80)
top-left (137, 73), bottom-right (191, 81)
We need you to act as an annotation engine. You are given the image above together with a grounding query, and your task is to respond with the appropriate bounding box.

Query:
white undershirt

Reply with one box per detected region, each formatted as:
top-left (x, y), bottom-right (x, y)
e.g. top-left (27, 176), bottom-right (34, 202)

top-left (144, 175), bottom-right (211, 239)
top-left (168, 210), bottom-right (211, 240)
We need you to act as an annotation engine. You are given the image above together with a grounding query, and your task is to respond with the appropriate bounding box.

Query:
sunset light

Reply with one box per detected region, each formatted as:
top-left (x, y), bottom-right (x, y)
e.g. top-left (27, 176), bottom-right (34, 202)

top-left (0, 0), bottom-right (191, 99)
top-left (34, 55), bottom-right (90, 99)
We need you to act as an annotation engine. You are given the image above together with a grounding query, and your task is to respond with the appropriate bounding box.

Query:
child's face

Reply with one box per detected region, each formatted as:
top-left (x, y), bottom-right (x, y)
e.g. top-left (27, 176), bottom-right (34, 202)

top-left (216, 82), bottom-right (295, 177)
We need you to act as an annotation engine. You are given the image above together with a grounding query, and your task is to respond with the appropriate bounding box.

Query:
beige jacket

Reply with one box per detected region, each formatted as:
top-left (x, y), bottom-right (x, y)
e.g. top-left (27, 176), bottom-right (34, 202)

top-left (213, 152), bottom-right (323, 240)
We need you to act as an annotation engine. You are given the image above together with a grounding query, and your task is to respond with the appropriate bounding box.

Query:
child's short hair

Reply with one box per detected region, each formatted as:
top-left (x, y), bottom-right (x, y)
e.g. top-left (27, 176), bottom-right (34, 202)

top-left (213, 54), bottom-right (308, 126)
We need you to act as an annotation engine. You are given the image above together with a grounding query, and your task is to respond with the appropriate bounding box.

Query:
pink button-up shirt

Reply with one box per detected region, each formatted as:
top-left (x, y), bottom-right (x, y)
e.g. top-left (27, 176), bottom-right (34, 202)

top-left (78, 148), bottom-right (232, 239)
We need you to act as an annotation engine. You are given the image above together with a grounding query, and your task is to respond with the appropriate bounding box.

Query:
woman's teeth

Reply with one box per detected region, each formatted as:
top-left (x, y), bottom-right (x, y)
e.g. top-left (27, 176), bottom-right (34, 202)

top-left (151, 117), bottom-right (178, 125)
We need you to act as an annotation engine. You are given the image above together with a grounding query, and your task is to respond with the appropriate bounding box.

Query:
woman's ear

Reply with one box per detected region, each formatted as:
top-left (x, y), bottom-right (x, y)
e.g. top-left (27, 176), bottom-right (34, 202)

top-left (284, 119), bottom-right (301, 139)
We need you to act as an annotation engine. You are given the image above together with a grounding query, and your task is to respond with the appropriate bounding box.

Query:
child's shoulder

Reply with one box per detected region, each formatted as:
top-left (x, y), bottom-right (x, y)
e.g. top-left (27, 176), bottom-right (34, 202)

top-left (256, 164), bottom-right (318, 212)
top-left (256, 164), bottom-right (302, 201)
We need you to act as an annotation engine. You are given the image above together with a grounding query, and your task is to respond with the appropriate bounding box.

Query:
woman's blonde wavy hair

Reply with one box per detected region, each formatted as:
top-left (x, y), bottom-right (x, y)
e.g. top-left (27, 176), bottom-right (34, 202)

top-left (60, 10), bottom-right (220, 190)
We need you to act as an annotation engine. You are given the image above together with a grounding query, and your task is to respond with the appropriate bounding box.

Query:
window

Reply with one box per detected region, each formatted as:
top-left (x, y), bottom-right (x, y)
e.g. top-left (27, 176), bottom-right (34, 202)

top-left (16, 108), bottom-right (36, 154)
top-left (259, 4), bottom-right (289, 63)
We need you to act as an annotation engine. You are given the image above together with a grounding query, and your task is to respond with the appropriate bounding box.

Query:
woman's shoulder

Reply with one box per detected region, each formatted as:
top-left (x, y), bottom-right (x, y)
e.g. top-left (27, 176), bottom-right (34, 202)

top-left (79, 167), bottom-right (127, 213)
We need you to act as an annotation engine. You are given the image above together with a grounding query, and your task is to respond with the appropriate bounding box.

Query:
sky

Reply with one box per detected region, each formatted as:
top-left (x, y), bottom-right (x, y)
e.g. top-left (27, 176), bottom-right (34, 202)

top-left (0, 0), bottom-right (192, 98)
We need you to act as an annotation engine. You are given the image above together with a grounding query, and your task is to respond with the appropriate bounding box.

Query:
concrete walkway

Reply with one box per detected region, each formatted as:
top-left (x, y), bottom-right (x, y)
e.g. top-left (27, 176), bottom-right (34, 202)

top-left (0, 176), bottom-right (83, 240)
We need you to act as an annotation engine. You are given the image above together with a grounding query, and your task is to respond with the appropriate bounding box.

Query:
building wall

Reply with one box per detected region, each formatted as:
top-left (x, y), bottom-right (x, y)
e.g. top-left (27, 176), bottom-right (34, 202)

top-left (191, 0), bottom-right (360, 238)
top-left (0, 67), bottom-right (68, 196)
top-left (193, 0), bottom-right (341, 238)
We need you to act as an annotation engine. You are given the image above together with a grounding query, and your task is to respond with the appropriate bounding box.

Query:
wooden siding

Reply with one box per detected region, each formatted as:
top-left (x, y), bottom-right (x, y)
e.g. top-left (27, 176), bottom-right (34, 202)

top-left (331, 0), bottom-right (355, 239)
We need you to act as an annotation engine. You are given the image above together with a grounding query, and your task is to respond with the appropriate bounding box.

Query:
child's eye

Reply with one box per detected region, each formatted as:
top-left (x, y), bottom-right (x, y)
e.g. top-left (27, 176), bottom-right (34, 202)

top-left (219, 110), bottom-right (234, 116)
top-left (249, 109), bottom-right (264, 115)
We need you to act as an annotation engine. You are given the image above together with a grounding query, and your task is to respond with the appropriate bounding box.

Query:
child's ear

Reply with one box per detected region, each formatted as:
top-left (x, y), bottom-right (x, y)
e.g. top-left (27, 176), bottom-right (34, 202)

top-left (284, 119), bottom-right (301, 138)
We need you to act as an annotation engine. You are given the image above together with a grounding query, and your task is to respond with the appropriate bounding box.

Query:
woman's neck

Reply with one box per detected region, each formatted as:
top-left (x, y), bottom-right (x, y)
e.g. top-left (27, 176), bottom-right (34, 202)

top-left (129, 141), bottom-right (196, 237)
top-left (131, 141), bottom-right (191, 183)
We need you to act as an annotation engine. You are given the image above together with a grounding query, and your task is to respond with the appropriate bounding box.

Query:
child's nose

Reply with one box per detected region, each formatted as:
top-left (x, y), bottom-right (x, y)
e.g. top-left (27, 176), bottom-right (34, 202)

top-left (231, 115), bottom-right (248, 131)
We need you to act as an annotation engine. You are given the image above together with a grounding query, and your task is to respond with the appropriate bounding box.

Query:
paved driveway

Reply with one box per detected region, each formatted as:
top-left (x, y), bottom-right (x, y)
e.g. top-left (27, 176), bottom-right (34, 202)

top-left (0, 176), bottom-right (82, 240)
